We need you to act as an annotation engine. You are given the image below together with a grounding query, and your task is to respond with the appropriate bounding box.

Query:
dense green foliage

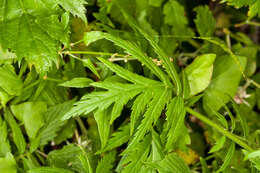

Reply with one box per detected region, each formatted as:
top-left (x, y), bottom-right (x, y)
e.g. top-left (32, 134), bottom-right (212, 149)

top-left (0, 0), bottom-right (260, 172)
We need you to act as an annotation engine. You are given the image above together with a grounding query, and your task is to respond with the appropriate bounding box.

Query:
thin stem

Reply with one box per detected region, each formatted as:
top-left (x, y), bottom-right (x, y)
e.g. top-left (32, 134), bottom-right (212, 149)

top-left (235, 20), bottom-right (260, 27)
top-left (71, 39), bottom-right (84, 47)
top-left (186, 107), bottom-right (254, 152)
top-left (36, 150), bottom-right (48, 158)
top-left (64, 50), bottom-right (127, 57)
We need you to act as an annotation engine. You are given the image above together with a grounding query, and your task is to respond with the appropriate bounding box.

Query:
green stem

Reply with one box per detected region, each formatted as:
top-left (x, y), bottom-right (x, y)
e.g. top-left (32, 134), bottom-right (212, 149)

top-left (65, 50), bottom-right (127, 57)
top-left (186, 107), bottom-right (254, 152)
top-left (235, 20), bottom-right (260, 27)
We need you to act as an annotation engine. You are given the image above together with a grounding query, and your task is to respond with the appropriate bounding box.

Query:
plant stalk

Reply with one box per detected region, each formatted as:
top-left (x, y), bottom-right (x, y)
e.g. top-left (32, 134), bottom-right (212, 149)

top-left (186, 107), bottom-right (254, 152)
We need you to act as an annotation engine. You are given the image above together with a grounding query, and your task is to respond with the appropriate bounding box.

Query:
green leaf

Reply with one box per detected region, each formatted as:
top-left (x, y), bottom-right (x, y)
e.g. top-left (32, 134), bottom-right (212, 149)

top-left (94, 109), bottom-right (111, 149)
top-left (127, 88), bottom-right (171, 151)
top-left (28, 167), bottom-right (73, 173)
top-left (130, 91), bottom-right (153, 135)
top-left (165, 96), bottom-right (186, 150)
top-left (163, 0), bottom-right (194, 37)
top-left (82, 58), bottom-right (100, 78)
top-left (36, 101), bottom-right (74, 146)
top-left (78, 153), bottom-right (93, 173)
top-left (4, 109), bottom-right (26, 154)
top-left (248, 0), bottom-right (260, 18)
top-left (203, 55), bottom-right (247, 114)
top-left (149, 0), bottom-right (164, 7)
top-left (47, 144), bottom-right (84, 172)
top-left (0, 153), bottom-right (17, 173)
top-left (96, 151), bottom-right (116, 173)
top-left (97, 124), bottom-right (130, 154)
top-left (245, 149), bottom-right (260, 160)
top-left (209, 136), bottom-right (226, 153)
top-left (0, 0), bottom-right (73, 72)
top-left (59, 78), bottom-right (93, 88)
top-left (11, 102), bottom-right (47, 139)
top-left (117, 8), bottom-right (181, 93)
top-left (149, 153), bottom-right (190, 173)
top-left (216, 142), bottom-right (235, 172)
top-left (194, 6), bottom-right (216, 37)
top-left (83, 32), bottom-right (169, 85)
top-left (36, 14), bottom-right (70, 46)
top-left (0, 117), bottom-right (10, 156)
top-left (118, 135), bottom-right (152, 173)
top-left (65, 82), bottom-right (145, 120)
top-left (230, 99), bottom-right (249, 138)
top-left (185, 54), bottom-right (216, 96)
top-left (54, 0), bottom-right (87, 22)
top-left (0, 64), bottom-right (23, 96)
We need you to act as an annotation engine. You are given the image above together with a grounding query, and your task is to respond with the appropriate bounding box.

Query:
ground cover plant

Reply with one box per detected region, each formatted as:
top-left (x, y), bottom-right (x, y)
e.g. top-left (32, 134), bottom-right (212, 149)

top-left (0, 0), bottom-right (260, 172)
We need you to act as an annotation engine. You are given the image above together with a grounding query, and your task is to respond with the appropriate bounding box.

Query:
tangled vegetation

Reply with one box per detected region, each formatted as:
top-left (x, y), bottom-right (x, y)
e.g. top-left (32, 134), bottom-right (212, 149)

top-left (0, 0), bottom-right (260, 172)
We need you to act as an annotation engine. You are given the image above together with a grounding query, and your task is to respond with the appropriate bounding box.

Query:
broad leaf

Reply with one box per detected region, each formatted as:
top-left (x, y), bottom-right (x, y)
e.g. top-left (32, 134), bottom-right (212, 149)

top-left (203, 55), bottom-right (247, 114)
top-left (0, 153), bottom-right (17, 173)
top-left (185, 54), bottom-right (216, 96)
top-left (11, 102), bottom-right (47, 139)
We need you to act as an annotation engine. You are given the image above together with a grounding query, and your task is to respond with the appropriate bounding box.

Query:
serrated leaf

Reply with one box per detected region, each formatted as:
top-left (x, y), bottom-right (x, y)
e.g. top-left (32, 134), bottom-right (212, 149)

top-left (94, 109), bottom-right (111, 149)
top-left (148, 153), bottom-right (190, 173)
top-left (185, 54), bottom-right (216, 97)
top-left (127, 88), bottom-right (171, 151)
top-left (65, 82), bottom-right (145, 120)
top-left (78, 153), bottom-right (93, 173)
top-left (0, 0), bottom-right (73, 72)
top-left (11, 102), bottom-right (47, 139)
top-left (96, 151), bottom-right (116, 173)
top-left (97, 124), bottom-right (130, 154)
top-left (117, 7), bottom-right (180, 91)
top-left (130, 91), bottom-right (153, 135)
top-left (55, 0), bottom-right (87, 22)
top-left (59, 78), bottom-right (93, 88)
top-left (165, 96), bottom-right (186, 150)
top-left (194, 6), bottom-right (216, 37)
top-left (163, 0), bottom-right (194, 37)
top-left (4, 109), bottom-right (26, 154)
top-left (83, 32), bottom-right (169, 85)
top-left (118, 135), bottom-right (152, 173)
